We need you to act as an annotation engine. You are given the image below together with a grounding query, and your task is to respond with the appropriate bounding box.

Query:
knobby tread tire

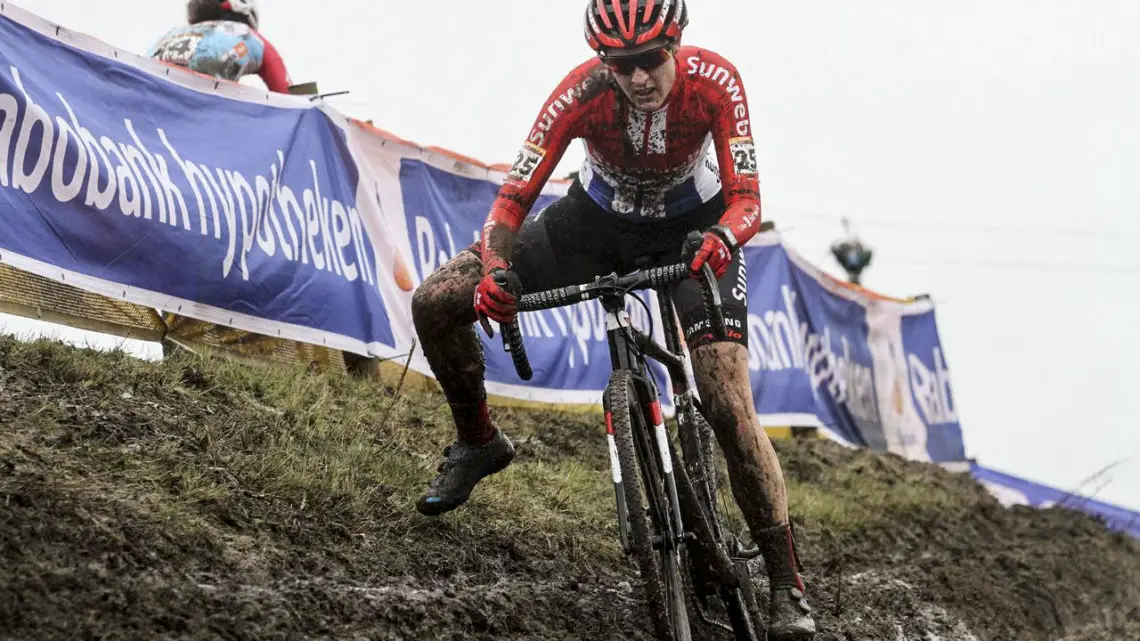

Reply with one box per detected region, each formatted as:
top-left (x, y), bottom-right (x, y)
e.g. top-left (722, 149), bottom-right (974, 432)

top-left (606, 370), bottom-right (690, 641)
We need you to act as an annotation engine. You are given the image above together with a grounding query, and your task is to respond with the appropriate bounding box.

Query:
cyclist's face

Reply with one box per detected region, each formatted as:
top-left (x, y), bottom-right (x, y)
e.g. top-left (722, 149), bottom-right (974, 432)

top-left (609, 46), bottom-right (677, 112)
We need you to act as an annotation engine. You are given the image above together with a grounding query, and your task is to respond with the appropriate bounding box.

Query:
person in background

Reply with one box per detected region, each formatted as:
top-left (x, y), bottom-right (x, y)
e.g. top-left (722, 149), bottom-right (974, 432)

top-left (147, 0), bottom-right (292, 93)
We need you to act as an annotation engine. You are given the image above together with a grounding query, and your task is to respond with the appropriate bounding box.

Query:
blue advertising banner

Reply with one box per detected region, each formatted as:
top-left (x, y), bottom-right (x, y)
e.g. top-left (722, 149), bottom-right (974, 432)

top-left (744, 244), bottom-right (877, 447)
top-left (972, 463), bottom-right (1140, 538)
top-left (742, 238), bottom-right (964, 463)
top-left (0, 9), bottom-right (395, 353)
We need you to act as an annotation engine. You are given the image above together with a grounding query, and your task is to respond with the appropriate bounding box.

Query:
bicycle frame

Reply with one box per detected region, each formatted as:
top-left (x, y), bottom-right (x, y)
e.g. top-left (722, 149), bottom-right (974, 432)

top-left (600, 281), bottom-right (742, 575)
top-left (598, 283), bottom-right (763, 639)
top-left (497, 250), bottom-right (740, 573)
top-left (498, 245), bottom-right (764, 639)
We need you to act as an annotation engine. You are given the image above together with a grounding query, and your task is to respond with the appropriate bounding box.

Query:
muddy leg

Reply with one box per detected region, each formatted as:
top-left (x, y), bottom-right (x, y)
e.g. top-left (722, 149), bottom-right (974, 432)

top-left (691, 342), bottom-right (815, 639)
top-left (410, 250), bottom-right (496, 445)
top-left (691, 342), bottom-right (788, 528)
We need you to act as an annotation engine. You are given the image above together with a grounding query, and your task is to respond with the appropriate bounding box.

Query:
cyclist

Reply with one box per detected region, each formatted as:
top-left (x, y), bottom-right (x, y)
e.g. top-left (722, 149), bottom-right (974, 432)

top-left (147, 0), bottom-right (292, 93)
top-left (410, 1), bottom-right (815, 637)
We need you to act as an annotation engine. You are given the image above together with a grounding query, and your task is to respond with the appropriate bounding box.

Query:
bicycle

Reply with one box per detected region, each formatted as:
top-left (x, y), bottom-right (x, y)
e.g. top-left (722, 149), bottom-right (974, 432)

top-left (496, 231), bottom-right (767, 641)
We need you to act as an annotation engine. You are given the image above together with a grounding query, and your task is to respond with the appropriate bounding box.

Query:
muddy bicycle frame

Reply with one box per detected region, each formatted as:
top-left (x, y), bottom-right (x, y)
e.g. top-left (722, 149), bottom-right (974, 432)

top-left (501, 256), bottom-right (722, 527)
top-left (497, 231), bottom-right (762, 639)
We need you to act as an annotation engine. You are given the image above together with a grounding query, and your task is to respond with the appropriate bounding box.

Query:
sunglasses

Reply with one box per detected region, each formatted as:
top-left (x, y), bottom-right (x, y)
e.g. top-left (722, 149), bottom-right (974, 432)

top-left (604, 47), bottom-right (672, 76)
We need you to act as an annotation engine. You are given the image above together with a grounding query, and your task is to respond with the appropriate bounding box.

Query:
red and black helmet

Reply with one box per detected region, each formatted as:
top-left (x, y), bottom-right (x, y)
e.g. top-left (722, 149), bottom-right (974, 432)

top-left (584, 0), bottom-right (688, 56)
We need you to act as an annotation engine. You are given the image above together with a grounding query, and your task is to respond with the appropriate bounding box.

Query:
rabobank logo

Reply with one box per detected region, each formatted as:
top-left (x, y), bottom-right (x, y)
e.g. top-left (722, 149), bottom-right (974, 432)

top-left (906, 346), bottom-right (958, 426)
top-left (398, 158), bottom-right (560, 284)
top-left (399, 158), bottom-right (494, 283)
top-left (0, 63), bottom-right (377, 288)
top-left (747, 284), bottom-right (878, 424)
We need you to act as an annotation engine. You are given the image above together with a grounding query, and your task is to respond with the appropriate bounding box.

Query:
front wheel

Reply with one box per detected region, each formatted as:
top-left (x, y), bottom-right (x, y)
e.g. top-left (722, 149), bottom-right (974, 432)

top-left (606, 370), bottom-right (691, 641)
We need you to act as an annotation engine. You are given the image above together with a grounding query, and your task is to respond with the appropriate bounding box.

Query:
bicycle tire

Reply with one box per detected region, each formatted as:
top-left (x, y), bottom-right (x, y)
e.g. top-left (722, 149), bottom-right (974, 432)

top-left (720, 560), bottom-right (764, 641)
top-left (606, 370), bottom-right (692, 641)
top-left (679, 408), bottom-right (766, 641)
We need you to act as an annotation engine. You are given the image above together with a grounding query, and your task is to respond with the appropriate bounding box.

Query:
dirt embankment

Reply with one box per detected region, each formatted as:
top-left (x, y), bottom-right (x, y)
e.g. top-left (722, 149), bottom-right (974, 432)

top-left (0, 336), bottom-right (1137, 640)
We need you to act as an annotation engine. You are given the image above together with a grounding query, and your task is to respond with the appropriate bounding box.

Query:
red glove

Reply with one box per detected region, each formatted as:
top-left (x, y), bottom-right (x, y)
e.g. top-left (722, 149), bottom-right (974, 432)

top-left (689, 229), bottom-right (734, 279)
top-left (474, 269), bottom-right (518, 336)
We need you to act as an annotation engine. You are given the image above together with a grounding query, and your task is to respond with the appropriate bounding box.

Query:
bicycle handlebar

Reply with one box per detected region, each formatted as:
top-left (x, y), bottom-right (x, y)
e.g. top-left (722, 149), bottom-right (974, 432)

top-left (514, 263), bottom-right (687, 312)
top-left (496, 257), bottom-right (727, 382)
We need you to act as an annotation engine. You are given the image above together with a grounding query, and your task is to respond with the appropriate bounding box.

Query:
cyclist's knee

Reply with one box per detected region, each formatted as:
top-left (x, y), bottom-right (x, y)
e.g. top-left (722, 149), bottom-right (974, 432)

top-left (410, 282), bottom-right (441, 332)
top-left (691, 342), bottom-right (754, 429)
top-left (411, 279), bottom-right (440, 321)
top-left (411, 251), bottom-right (481, 329)
top-left (691, 342), bottom-right (749, 384)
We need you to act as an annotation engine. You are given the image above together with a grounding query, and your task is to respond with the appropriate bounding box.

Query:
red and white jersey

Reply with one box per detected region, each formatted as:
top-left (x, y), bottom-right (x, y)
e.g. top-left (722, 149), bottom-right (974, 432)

top-left (484, 46), bottom-right (760, 247)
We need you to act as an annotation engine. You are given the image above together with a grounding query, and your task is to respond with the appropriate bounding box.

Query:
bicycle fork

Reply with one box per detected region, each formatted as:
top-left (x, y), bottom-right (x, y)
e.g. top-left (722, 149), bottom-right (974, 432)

top-left (649, 392), bottom-right (687, 547)
top-left (602, 304), bottom-right (686, 555)
top-left (605, 405), bottom-right (632, 552)
top-left (604, 373), bottom-right (687, 554)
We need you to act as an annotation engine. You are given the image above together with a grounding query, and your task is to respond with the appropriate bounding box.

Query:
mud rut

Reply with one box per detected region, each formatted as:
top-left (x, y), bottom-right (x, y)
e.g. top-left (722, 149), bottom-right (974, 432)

top-left (1, 341), bottom-right (1138, 641)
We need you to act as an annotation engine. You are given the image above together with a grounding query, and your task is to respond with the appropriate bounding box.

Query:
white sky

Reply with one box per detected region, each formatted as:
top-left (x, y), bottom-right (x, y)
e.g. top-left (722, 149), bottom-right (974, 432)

top-left (5, 1), bottom-right (1139, 512)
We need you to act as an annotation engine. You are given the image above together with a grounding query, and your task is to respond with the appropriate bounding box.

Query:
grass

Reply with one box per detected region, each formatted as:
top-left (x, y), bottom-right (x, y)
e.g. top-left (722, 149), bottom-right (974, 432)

top-left (4, 333), bottom-right (1139, 641)
top-left (0, 334), bottom-right (630, 575)
top-left (0, 332), bottom-right (1000, 576)
top-left (783, 462), bottom-right (973, 535)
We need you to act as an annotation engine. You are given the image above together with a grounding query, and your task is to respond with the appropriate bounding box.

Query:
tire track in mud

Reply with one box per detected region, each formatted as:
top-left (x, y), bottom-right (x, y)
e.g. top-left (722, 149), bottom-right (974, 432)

top-left (0, 443), bottom-right (653, 641)
top-left (196, 577), bottom-right (650, 641)
top-left (1, 337), bottom-right (1139, 641)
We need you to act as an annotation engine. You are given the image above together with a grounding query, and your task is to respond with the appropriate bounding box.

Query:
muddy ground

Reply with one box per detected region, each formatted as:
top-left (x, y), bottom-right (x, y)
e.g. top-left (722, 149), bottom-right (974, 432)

top-left (0, 336), bottom-right (1137, 641)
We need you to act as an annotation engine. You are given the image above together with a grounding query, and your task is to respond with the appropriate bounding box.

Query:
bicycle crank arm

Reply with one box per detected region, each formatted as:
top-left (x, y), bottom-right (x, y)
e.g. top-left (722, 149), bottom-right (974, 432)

top-left (650, 532), bottom-right (692, 550)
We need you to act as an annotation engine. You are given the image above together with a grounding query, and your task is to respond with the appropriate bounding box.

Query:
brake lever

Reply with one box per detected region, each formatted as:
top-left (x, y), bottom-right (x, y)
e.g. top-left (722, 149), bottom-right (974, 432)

top-left (700, 264), bottom-right (727, 341)
top-left (478, 270), bottom-right (518, 339)
top-left (492, 270), bottom-right (533, 381)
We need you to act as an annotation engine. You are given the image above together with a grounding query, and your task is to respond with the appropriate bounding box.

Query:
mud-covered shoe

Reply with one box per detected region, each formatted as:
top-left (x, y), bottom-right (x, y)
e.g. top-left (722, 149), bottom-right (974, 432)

top-left (768, 586), bottom-right (816, 640)
top-left (415, 428), bottom-right (516, 516)
top-left (755, 523), bottom-right (817, 640)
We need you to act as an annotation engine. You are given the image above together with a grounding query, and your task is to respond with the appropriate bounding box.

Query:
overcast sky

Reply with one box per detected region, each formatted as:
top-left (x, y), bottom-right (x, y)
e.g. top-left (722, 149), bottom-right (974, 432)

top-left (4, 0), bottom-right (1139, 511)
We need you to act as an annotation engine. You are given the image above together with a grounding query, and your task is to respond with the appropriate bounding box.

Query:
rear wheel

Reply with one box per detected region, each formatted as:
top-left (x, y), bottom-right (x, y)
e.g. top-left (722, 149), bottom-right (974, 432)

top-left (720, 559), bottom-right (764, 640)
top-left (677, 405), bottom-right (766, 640)
top-left (606, 370), bottom-right (691, 641)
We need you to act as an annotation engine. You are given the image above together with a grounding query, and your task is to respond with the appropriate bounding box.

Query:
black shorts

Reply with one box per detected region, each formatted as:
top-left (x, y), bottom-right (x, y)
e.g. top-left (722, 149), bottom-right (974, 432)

top-left (470, 181), bottom-right (747, 350)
